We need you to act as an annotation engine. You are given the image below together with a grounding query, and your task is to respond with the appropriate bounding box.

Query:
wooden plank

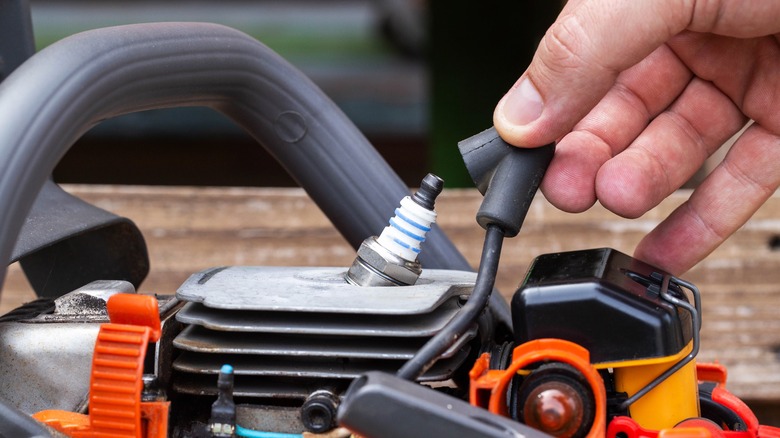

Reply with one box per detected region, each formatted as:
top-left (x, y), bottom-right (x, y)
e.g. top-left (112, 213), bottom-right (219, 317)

top-left (4, 185), bottom-right (780, 402)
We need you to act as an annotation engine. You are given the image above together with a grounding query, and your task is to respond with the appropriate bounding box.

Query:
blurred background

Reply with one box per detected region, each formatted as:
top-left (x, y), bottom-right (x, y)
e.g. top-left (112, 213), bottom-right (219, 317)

top-left (10, 0), bottom-right (562, 188)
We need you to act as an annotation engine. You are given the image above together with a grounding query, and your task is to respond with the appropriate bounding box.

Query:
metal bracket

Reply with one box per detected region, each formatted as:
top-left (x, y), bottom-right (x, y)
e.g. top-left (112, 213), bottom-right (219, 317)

top-left (618, 274), bottom-right (702, 410)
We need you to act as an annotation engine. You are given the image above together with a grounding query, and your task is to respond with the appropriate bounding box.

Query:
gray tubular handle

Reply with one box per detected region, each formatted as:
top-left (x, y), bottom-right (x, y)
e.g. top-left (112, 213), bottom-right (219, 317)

top-left (0, 23), bottom-right (495, 308)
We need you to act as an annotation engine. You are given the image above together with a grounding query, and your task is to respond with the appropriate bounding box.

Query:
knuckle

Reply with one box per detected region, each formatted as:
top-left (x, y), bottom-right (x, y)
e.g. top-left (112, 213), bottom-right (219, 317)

top-left (541, 15), bottom-right (592, 73)
top-left (535, 13), bottom-right (618, 92)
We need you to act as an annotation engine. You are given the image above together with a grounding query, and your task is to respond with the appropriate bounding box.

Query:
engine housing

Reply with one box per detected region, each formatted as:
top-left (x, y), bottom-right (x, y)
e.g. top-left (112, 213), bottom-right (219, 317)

top-left (170, 266), bottom-right (478, 433)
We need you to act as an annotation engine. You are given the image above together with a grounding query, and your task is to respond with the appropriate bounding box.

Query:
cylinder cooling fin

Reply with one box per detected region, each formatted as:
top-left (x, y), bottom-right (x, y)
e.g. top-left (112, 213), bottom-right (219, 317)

top-left (171, 266), bottom-right (478, 404)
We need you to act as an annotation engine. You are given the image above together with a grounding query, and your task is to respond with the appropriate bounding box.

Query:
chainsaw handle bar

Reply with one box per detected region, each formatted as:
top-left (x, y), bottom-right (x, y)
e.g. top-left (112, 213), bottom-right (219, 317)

top-left (0, 22), bottom-right (475, 291)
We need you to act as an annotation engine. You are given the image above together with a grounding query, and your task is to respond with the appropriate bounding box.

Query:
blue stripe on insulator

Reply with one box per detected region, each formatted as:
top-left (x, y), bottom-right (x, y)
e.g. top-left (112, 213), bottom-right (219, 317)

top-left (392, 237), bottom-right (412, 249)
top-left (390, 218), bottom-right (425, 241)
top-left (394, 208), bottom-right (431, 232)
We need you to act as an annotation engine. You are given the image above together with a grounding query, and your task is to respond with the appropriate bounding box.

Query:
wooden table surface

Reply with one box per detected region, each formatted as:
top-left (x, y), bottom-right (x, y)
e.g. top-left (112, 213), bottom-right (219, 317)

top-left (4, 185), bottom-right (780, 409)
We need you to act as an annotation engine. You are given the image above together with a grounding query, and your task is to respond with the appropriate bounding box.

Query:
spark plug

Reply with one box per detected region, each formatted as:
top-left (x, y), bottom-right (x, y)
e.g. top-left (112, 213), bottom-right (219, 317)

top-left (346, 174), bottom-right (443, 287)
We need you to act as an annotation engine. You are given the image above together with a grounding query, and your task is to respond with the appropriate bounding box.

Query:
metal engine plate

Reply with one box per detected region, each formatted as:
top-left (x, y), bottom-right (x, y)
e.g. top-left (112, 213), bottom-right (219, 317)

top-left (176, 266), bottom-right (476, 313)
top-left (172, 266), bottom-right (478, 400)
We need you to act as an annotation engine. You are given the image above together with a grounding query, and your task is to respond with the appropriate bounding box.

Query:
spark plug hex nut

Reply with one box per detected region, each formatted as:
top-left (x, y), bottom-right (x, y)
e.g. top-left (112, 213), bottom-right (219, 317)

top-left (346, 237), bottom-right (422, 286)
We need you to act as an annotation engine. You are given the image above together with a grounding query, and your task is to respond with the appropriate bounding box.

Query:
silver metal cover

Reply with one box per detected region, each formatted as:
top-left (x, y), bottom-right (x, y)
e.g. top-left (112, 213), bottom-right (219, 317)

top-left (172, 266), bottom-right (477, 399)
top-left (177, 266), bottom-right (476, 313)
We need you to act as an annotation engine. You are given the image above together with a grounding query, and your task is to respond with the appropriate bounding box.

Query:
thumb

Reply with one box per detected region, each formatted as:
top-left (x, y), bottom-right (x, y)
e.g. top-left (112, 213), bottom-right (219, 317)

top-left (494, 0), bottom-right (693, 147)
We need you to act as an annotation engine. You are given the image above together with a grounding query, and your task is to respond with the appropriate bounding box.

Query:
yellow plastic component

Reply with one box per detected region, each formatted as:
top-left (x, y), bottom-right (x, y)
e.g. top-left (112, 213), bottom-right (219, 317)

top-left (590, 342), bottom-right (693, 370)
top-left (614, 341), bottom-right (699, 430)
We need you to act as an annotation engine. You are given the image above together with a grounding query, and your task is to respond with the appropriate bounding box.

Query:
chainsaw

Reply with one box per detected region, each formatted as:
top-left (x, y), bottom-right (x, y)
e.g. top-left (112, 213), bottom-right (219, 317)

top-left (0, 20), bottom-right (776, 438)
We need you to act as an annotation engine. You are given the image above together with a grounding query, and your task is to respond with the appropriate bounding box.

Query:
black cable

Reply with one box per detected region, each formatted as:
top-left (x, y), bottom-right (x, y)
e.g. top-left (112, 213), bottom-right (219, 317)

top-left (397, 224), bottom-right (505, 381)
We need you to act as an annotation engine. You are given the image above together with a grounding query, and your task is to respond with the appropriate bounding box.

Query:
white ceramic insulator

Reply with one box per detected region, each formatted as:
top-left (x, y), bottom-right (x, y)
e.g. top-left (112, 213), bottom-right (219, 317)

top-left (376, 196), bottom-right (437, 262)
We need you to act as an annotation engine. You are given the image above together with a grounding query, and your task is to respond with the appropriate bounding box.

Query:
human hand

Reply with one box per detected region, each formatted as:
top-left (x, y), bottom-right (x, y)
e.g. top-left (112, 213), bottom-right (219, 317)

top-left (494, 0), bottom-right (780, 275)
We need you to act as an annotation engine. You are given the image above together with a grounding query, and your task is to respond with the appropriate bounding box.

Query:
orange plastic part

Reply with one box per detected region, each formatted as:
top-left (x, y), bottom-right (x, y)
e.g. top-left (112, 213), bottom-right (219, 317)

top-left (469, 338), bottom-right (607, 437)
top-left (696, 362), bottom-right (728, 386)
top-left (604, 362), bottom-right (780, 438)
top-left (107, 293), bottom-right (162, 342)
top-left (33, 410), bottom-right (91, 436)
top-left (696, 363), bottom-right (780, 437)
top-left (607, 416), bottom-right (660, 438)
top-left (758, 426), bottom-right (780, 438)
top-left (33, 294), bottom-right (168, 438)
top-left (659, 428), bottom-right (715, 438)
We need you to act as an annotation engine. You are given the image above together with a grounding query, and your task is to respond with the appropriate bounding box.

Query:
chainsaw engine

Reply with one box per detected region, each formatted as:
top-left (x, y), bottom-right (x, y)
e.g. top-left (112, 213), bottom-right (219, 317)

top-left (0, 265), bottom-right (481, 436)
top-left (169, 265), bottom-right (479, 434)
top-left (0, 172), bottom-right (498, 437)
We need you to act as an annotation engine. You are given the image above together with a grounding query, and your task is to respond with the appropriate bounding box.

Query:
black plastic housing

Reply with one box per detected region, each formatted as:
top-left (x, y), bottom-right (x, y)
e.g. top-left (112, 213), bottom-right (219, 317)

top-left (338, 371), bottom-right (551, 438)
top-left (512, 248), bottom-right (693, 364)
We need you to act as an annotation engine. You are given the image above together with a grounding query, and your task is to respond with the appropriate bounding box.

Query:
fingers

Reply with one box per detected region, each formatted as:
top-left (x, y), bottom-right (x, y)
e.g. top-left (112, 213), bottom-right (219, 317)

top-left (668, 32), bottom-right (780, 134)
top-left (494, 0), bottom-right (695, 147)
top-left (491, 0), bottom-right (780, 276)
top-left (687, 1), bottom-right (780, 36)
top-left (541, 45), bottom-right (692, 212)
top-left (635, 123), bottom-right (780, 275)
top-left (595, 78), bottom-right (748, 218)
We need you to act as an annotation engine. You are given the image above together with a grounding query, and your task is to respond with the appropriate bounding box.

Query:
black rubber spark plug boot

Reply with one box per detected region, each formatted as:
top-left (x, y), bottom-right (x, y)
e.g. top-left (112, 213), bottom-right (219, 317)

top-left (458, 127), bottom-right (554, 237)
